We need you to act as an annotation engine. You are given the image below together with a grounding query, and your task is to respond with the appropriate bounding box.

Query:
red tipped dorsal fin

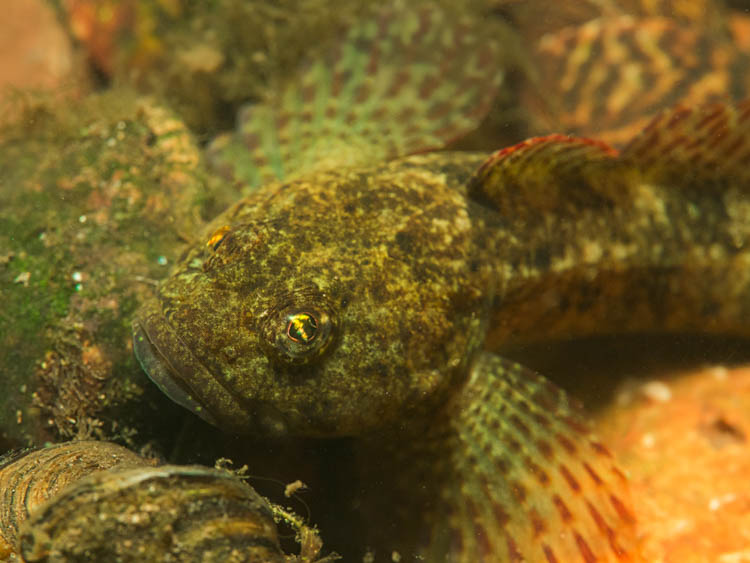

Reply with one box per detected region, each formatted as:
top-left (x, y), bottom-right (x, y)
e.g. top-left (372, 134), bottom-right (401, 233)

top-left (469, 99), bottom-right (750, 214)
top-left (467, 134), bottom-right (621, 212)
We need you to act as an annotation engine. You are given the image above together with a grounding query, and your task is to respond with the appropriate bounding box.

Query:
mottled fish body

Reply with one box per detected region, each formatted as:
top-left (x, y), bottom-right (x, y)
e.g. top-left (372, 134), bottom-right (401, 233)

top-left (133, 3), bottom-right (750, 561)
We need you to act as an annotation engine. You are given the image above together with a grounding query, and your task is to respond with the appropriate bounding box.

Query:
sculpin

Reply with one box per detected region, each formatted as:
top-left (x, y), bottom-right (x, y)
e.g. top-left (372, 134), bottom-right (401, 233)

top-left (133, 4), bottom-right (750, 561)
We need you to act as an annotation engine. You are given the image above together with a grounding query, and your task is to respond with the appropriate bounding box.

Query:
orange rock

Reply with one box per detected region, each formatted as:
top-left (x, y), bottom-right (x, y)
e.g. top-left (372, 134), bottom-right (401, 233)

top-left (64, 0), bottom-right (135, 76)
top-left (730, 13), bottom-right (750, 52)
top-left (0, 0), bottom-right (77, 97)
top-left (598, 365), bottom-right (750, 562)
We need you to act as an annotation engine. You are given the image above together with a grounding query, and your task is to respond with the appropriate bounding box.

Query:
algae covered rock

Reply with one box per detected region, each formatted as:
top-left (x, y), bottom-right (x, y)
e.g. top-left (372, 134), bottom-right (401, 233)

top-left (0, 91), bottom-right (227, 448)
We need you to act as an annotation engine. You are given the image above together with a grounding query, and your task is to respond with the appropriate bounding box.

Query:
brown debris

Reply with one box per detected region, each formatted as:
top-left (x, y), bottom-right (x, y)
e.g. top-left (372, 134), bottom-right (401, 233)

top-left (32, 322), bottom-right (113, 441)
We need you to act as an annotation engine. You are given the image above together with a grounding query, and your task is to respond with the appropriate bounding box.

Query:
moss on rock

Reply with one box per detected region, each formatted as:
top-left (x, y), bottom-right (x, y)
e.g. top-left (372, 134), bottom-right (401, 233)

top-left (0, 90), bottom-right (226, 448)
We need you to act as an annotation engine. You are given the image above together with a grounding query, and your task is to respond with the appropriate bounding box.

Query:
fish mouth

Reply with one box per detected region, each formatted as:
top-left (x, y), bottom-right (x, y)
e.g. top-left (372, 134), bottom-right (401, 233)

top-left (132, 303), bottom-right (256, 433)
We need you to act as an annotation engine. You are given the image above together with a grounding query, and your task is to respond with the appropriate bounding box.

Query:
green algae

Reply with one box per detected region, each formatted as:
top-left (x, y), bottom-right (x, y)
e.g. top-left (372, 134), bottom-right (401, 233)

top-left (0, 90), bottom-right (224, 448)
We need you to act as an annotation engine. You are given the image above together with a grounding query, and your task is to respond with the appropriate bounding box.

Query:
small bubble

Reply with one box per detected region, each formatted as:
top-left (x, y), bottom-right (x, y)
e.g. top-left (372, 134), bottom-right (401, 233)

top-left (710, 366), bottom-right (728, 381)
top-left (116, 120), bottom-right (126, 130)
top-left (72, 271), bottom-right (83, 282)
top-left (75, 283), bottom-right (83, 292)
top-left (79, 215), bottom-right (87, 223)
top-left (641, 433), bottom-right (655, 448)
top-left (157, 255), bottom-right (168, 266)
top-left (106, 137), bottom-right (117, 147)
top-left (641, 380), bottom-right (671, 403)
top-left (14, 271), bottom-right (31, 286)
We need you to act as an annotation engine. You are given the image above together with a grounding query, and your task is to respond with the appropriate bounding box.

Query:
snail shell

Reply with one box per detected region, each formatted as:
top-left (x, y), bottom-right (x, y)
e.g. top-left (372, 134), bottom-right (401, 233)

top-left (0, 441), bottom-right (287, 562)
top-left (0, 440), bottom-right (151, 552)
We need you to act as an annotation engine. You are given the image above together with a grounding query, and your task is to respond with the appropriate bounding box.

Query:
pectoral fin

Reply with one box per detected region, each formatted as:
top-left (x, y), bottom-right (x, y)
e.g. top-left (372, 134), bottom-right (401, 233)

top-left (433, 354), bottom-right (639, 561)
top-left (362, 353), bottom-right (640, 562)
top-left (208, 4), bottom-right (504, 188)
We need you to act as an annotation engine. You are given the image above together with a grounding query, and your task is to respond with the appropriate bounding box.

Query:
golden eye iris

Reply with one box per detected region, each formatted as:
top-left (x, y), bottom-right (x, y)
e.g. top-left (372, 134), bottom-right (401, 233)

top-left (206, 225), bottom-right (231, 251)
top-left (286, 313), bottom-right (318, 343)
top-left (267, 306), bottom-right (334, 364)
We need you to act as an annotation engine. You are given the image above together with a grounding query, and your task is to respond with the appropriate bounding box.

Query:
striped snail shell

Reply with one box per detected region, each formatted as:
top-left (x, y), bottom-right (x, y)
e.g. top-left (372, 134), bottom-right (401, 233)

top-left (0, 441), bottom-right (289, 562)
top-left (0, 440), bottom-right (151, 555)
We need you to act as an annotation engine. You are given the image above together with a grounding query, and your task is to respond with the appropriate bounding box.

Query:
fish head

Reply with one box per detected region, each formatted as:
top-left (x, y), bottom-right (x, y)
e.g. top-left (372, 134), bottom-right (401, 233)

top-left (133, 161), bottom-right (495, 437)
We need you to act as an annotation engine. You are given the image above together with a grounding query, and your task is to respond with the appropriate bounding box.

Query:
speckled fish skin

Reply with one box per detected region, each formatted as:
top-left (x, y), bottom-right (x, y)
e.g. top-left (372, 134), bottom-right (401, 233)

top-left (135, 152), bottom-right (495, 436)
top-left (479, 103), bottom-right (750, 350)
top-left (134, 99), bottom-right (750, 561)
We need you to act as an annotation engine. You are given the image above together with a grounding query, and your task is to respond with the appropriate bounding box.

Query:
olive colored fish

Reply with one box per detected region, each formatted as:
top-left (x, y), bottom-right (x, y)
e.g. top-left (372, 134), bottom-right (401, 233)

top-left (135, 97), bottom-right (750, 560)
top-left (133, 3), bottom-right (750, 561)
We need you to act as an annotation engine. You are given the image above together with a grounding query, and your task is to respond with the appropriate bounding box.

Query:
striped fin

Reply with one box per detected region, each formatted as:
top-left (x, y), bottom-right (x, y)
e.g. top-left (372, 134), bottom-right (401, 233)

top-left (503, 0), bottom-right (726, 44)
top-left (622, 99), bottom-right (750, 186)
top-left (367, 354), bottom-right (640, 561)
top-left (208, 4), bottom-right (503, 188)
top-left (619, 0), bottom-right (727, 27)
top-left (431, 356), bottom-right (640, 561)
top-left (529, 16), bottom-right (750, 145)
top-left (467, 99), bottom-right (750, 211)
top-left (466, 134), bottom-right (620, 211)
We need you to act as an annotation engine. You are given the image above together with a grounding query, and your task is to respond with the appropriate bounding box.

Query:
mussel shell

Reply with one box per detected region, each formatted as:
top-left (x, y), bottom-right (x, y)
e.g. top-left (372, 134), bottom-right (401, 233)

top-left (18, 464), bottom-right (284, 562)
top-left (0, 440), bottom-right (150, 550)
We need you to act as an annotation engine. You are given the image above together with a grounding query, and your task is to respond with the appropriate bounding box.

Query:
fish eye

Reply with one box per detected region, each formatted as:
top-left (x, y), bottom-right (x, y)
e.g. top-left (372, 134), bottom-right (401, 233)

top-left (267, 306), bottom-right (334, 364)
top-left (286, 312), bottom-right (318, 343)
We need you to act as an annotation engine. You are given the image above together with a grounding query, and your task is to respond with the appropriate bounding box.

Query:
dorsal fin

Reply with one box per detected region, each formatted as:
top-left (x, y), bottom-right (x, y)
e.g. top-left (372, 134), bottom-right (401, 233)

top-left (527, 15), bottom-right (749, 145)
top-left (621, 99), bottom-right (750, 186)
top-left (467, 134), bottom-right (621, 212)
top-left (468, 99), bottom-right (750, 213)
top-left (208, 4), bottom-right (503, 188)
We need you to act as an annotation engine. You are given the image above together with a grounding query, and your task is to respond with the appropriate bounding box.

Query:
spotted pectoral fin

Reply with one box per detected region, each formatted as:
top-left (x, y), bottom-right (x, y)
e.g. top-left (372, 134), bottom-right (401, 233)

top-left (526, 16), bottom-right (749, 145)
top-left (417, 354), bottom-right (640, 562)
top-left (207, 4), bottom-right (503, 188)
top-left (621, 98), bottom-right (750, 187)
